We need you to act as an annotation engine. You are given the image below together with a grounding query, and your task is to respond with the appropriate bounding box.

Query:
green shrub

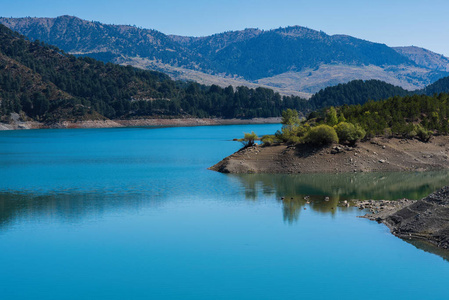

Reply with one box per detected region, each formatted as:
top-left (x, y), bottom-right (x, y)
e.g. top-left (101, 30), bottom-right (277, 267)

top-left (383, 128), bottom-right (392, 137)
top-left (281, 109), bottom-right (300, 126)
top-left (406, 124), bottom-right (417, 138)
top-left (296, 123), bottom-right (311, 138)
top-left (275, 123), bottom-right (310, 144)
top-left (260, 135), bottom-right (279, 146)
top-left (334, 122), bottom-right (365, 145)
top-left (303, 125), bottom-right (339, 145)
top-left (415, 124), bottom-right (432, 142)
top-left (354, 124), bottom-right (366, 140)
top-left (326, 107), bottom-right (338, 126)
top-left (238, 131), bottom-right (259, 147)
top-left (276, 126), bottom-right (295, 142)
top-left (337, 112), bottom-right (346, 123)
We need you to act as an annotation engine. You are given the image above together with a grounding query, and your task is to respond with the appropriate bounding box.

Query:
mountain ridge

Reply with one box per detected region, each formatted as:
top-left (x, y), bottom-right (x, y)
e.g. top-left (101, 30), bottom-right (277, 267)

top-left (1, 15), bottom-right (449, 95)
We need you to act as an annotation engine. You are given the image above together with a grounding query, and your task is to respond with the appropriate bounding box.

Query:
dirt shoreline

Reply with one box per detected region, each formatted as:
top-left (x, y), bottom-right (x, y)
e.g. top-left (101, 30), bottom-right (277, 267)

top-left (0, 117), bottom-right (281, 130)
top-left (210, 136), bottom-right (449, 174)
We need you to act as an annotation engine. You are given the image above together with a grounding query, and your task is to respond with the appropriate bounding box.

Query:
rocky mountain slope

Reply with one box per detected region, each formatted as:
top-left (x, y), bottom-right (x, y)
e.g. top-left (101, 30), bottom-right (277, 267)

top-left (393, 46), bottom-right (449, 72)
top-left (2, 15), bottom-right (448, 95)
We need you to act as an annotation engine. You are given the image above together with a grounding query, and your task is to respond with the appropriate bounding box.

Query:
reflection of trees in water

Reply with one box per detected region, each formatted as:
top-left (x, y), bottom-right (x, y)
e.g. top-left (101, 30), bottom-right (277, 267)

top-left (280, 196), bottom-right (341, 224)
top-left (0, 192), bottom-right (164, 230)
top-left (233, 171), bottom-right (449, 200)
top-left (232, 171), bottom-right (449, 223)
top-left (281, 197), bottom-right (303, 224)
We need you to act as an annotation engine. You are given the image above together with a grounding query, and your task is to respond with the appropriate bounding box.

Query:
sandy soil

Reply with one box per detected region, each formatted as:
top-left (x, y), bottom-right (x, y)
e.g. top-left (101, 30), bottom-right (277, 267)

top-left (210, 136), bottom-right (449, 173)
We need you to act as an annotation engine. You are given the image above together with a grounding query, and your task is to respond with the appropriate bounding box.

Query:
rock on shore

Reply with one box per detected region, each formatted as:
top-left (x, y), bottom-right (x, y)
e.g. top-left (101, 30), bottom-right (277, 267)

top-left (356, 199), bottom-right (417, 218)
top-left (360, 186), bottom-right (449, 250)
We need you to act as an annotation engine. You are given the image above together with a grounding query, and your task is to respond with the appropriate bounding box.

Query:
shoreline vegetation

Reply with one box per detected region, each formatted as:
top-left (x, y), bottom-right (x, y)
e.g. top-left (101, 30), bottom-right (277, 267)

top-left (212, 92), bottom-right (449, 174)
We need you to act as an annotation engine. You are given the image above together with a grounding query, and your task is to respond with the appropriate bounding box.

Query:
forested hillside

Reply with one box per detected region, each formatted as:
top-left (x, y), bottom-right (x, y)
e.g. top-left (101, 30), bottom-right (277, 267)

top-left (268, 93), bottom-right (449, 150)
top-left (421, 76), bottom-right (449, 96)
top-left (339, 93), bottom-right (449, 137)
top-left (308, 80), bottom-right (410, 109)
top-left (308, 77), bottom-right (449, 111)
top-left (0, 24), bottom-right (308, 123)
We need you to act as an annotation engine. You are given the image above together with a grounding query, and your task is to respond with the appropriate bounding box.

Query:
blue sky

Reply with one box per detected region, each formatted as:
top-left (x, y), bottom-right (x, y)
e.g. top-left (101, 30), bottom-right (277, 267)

top-left (2, 0), bottom-right (449, 56)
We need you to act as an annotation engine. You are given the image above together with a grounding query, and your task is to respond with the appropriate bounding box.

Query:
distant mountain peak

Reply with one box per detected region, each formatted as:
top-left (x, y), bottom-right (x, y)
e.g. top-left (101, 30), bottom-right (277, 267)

top-left (56, 15), bottom-right (80, 20)
top-left (272, 25), bottom-right (326, 38)
top-left (1, 15), bottom-right (448, 94)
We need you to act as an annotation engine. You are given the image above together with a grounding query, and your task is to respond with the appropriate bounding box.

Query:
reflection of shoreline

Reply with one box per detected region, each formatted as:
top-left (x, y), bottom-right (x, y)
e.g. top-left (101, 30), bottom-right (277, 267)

top-left (405, 239), bottom-right (449, 262)
top-left (279, 196), bottom-right (342, 223)
top-left (230, 171), bottom-right (449, 201)
top-left (0, 191), bottom-right (165, 231)
top-left (232, 171), bottom-right (449, 260)
top-left (230, 170), bottom-right (449, 224)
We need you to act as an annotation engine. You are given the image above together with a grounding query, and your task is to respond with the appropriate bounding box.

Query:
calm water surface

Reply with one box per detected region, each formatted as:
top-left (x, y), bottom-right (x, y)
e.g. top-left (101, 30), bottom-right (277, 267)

top-left (1, 125), bottom-right (449, 299)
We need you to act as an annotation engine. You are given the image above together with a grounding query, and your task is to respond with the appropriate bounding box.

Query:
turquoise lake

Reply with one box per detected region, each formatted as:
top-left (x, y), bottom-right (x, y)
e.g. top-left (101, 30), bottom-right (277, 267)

top-left (1, 124), bottom-right (449, 299)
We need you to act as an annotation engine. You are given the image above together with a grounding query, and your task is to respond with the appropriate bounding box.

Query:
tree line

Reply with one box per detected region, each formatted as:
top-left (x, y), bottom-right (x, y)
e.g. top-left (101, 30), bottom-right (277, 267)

top-left (259, 93), bottom-right (449, 147)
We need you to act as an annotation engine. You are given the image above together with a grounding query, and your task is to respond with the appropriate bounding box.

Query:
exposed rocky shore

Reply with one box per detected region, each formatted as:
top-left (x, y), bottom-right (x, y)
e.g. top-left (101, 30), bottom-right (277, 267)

top-left (357, 186), bottom-right (449, 250)
top-left (0, 117), bottom-right (281, 130)
top-left (210, 136), bottom-right (449, 173)
top-left (355, 199), bottom-right (417, 218)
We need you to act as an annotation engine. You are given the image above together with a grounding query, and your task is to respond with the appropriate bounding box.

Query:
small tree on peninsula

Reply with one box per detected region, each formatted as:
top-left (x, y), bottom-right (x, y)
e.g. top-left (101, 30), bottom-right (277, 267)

top-left (238, 131), bottom-right (259, 147)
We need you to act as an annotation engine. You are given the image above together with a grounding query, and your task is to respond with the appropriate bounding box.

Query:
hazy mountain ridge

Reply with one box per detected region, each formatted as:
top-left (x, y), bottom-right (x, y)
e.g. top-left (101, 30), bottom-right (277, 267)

top-left (1, 15), bottom-right (449, 94)
top-left (393, 46), bottom-right (449, 72)
top-left (0, 15), bottom-right (204, 69)
top-left (169, 26), bottom-right (415, 80)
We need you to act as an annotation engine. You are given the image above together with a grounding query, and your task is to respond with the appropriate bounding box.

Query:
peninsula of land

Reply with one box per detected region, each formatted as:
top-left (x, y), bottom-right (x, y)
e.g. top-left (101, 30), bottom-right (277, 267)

top-left (210, 136), bottom-right (449, 174)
